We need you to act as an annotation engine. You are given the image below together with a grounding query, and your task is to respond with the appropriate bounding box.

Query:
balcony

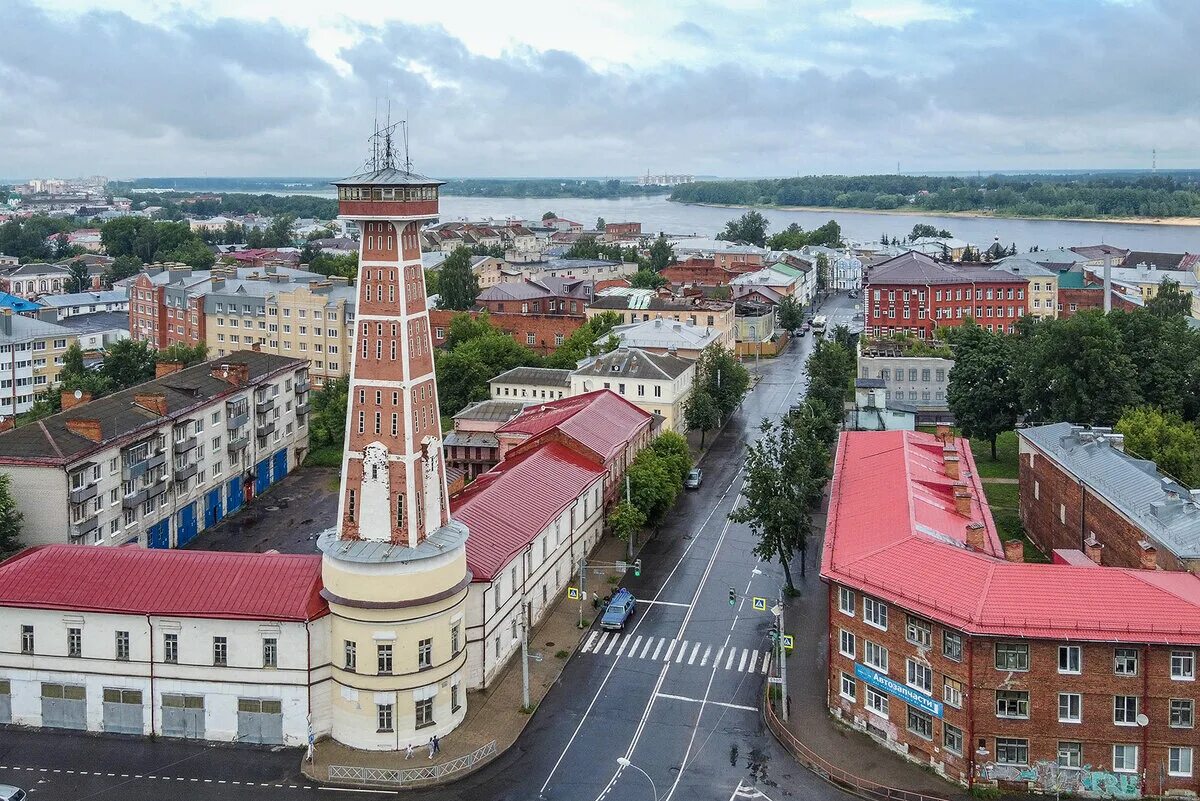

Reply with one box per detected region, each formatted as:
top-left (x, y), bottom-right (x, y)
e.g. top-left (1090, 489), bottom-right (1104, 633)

top-left (226, 411), bottom-right (249, 430)
top-left (295, 378), bottom-right (311, 394)
top-left (173, 435), bottom-right (197, 454)
top-left (255, 396), bottom-right (275, 414)
top-left (256, 420), bottom-right (276, 438)
top-left (122, 450), bottom-right (167, 481)
top-left (69, 515), bottom-right (99, 539)
top-left (295, 402), bottom-right (310, 417)
top-left (68, 482), bottom-right (98, 505)
top-left (174, 462), bottom-right (198, 483)
top-left (227, 433), bottom-right (250, 453)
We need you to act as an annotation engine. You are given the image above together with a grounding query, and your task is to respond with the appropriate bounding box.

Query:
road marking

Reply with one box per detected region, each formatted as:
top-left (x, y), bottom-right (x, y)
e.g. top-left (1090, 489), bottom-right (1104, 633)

top-left (582, 631), bottom-right (599, 652)
top-left (317, 787), bottom-right (398, 795)
top-left (725, 648), bottom-right (737, 670)
top-left (615, 635), bottom-right (631, 657)
top-left (714, 646), bottom-right (724, 666)
top-left (604, 633), bottom-right (618, 655)
top-left (639, 637), bottom-right (653, 659)
top-left (652, 638), bottom-right (664, 660)
top-left (628, 635), bottom-right (642, 656)
top-left (748, 649), bottom-right (759, 672)
top-left (637, 599), bottom-right (691, 608)
top-left (656, 693), bottom-right (758, 713)
top-left (738, 650), bottom-right (749, 672)
top-left (700, 645), bottom-right (711, 666)
top-left (689, 642), bottom-right (701, 664)
top-left (761, 653), bottom-right (771, 674)
top-left (675, 640), bottom-right (688, 663)
top-left (663, 639), bottom-right (676, 661)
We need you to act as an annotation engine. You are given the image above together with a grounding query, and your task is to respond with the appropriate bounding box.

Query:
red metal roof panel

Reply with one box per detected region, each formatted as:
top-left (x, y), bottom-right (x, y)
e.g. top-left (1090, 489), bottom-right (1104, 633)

top-left (497, 389), bottom-right (651, 461)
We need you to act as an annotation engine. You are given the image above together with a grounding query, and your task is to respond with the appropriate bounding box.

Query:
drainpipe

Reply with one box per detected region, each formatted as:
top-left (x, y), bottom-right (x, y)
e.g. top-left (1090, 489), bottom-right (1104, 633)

top-left (1079, 478), bottom-right (1087, 551)
top-left (966, 636), bottom-right (976, 789)
top-left (1142, 644), bottom-right (1151, 791)
top-left (145, 615), bottom-right (156, 737)
top-left (305, 620), bottom-right (312, 749)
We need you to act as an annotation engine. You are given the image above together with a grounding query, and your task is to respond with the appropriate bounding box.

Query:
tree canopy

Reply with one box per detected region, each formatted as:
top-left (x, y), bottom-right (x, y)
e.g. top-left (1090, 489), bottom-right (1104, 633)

top-left (1115, 407), bottom-right (1200, 486)
top-left (436, 246), bottom-right (481, 311)
top-left (717, 211), bottom-right (769, 247)
top-left (946, 322), bottom-right (1019, 459)
top-left (434, 312), bottom-right (542, 415)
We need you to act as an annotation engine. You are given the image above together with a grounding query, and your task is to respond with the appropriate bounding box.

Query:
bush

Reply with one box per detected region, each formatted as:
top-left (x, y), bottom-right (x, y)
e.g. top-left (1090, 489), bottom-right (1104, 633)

top-left (555, 649), bottom-right (569, 659)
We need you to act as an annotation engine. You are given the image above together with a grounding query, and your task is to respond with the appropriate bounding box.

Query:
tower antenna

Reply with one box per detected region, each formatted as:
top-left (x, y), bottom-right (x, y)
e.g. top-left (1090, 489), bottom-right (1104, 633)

top-left (402, 118), bottom-right (412, 174)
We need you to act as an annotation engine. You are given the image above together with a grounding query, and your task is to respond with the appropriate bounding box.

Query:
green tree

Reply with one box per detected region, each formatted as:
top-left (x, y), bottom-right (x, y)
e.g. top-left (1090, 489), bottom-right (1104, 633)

top-left (946, 322), bottom-right (1018, 460)
top-left (262, 215), bottom-right (297, 248)
top-left (630, 269), bottom-right (668, 290)
top-left (101, 339), bottom-right (157, 390)
top-left (163, 238), bottom-right (216, 269)
top-left (595, 217), bottom-right (606, 231)
top-left (542, 211), bottom-right (556, 221)
top-left (0, 473), bottom-right (25, 559)
top-left (246, 227), bottom-right (265, 248)
top-left (424, 269), bottom-right (440, 297)
top-left (647, 236), bottom-right (676, 272)
top-left (607, 501), bottom-right (646, 542)
top-left (104, 255), bottom-right (143, 285)
top-left (545, 312), bottom-right (622, 368)
top-left (695, 342), bottom-right (750, 422)
top-left (157, 342), bottom-right (208, 366)
top-left (767, 223), bottom-right (806, 251)
top-left (626, 448), bottom-right (679, 524)
top-left (683, 388), bottom-right (721, 447)
top-left (1108, 310), bottom-right (1198, 418)
top-left (309, 376), bottom-right (349, 450)
top-left (436, 246), bottom-right (481, 311)
top-left (649, 430), bottom-right (692, 486)
top-left (815, 252), bottom-right (830, 294)
top-left (777, 294), bottom-right (804, 332)
top-left (910, 224), bottom-right (949, 240)
top-left (66, 259), bottom-right (90, 293)
top-left (1147, 277), bottom-right (1193, 319)
top-left (717, 211), bottom-right (769, 247)
top-left (1115, 407), bottom-right (1200, 486)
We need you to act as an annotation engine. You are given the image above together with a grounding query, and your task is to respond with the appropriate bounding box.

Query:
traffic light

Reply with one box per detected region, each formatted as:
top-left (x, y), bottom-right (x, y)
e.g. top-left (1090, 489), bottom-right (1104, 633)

top-left (633, 559), bottom-right (642, 577)
top-left (728, 587), bottom-right (736, 606)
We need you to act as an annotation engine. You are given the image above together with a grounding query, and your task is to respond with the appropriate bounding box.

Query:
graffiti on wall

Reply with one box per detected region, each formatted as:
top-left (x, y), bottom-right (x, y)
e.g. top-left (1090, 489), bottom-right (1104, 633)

top-left (982, 762), bottom-right (1140, 799)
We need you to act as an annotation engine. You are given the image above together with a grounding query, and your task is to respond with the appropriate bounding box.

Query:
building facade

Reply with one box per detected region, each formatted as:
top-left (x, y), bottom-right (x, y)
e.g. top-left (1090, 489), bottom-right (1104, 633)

top-left (0, 309), bottom-right (78, 416)
top-left (488, 366), bottom-right (572, 401)
top-left (570, 347), bottom-right (694, 434)
top-left (857, 341), bottom-right (954, 422)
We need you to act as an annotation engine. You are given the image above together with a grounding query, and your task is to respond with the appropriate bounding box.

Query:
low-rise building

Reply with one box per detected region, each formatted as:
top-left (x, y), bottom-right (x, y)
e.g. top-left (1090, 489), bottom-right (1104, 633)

top-left (1055, 271), bottom-right (1141, 317)
top-left (845, 378), bottom-right (917, 431)
top-left (734, 301), bottom-right (782, 358)
top-left (443, 399), bottom-right (525, 481)
top-left (1082, 263), bottom-right (1200, 315)
top-left (585, 288), bottom-right (735, 338)
top-left (38, 289), bottom-right (129, 319)
top-left (0, 351), bottom-right (310, 549)
top-left (670, 238), bottom-right (766, 273)
top-left (570, 347), bottom-right (694, 434)
top-left (660, 257), bottom-right (747, 287)
top-left (428, 308), bottom-right (586, 355)
top-left (489, 366), bottom-right (572, 401)
top-left (523, 258), bottom-right (637, 284)
top-left (857, 338), bottom-right (954, 424)
top-left (0, 309), bottom-right (78, 416)
top-left (992, 258), bottom-right (1058, 319)
top-left (476, 276), bottom-right (592, 318)
top-left (730, 265), bottom-right (808, 305)
top-left (608, 317), bottom-right (729, 359)
top-left (0, 262), bottom-right (70, 299)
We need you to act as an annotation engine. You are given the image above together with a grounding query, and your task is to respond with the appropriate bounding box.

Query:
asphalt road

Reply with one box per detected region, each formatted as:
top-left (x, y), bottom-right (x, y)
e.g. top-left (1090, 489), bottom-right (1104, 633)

top-left (0, 293), bottom-right (860, 801)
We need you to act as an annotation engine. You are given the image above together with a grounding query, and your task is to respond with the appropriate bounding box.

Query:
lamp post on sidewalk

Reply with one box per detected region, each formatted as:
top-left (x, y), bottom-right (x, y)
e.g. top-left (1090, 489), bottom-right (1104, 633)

top-left (616, 757), bottom-right (659, 801)
top-left (773, 589), bottom-right (788, 722)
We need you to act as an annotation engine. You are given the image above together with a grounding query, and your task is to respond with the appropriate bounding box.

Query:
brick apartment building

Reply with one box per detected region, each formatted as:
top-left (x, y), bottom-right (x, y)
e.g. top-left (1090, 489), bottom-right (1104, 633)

top-left (128, 265), bottom-right (209, 349)
top-left (824, 428), bottom-right (1200, 797)
top-left (865, 251), bottom-right (1029, 339)
top-left (428, 308), bottom-right (586, 354)
top-left (1055, 272), bottom-right (1141, 318)
top-left (660, 257), bottom-right (745, 287)
top-left (1018, 422), bottom-right (1200, 572)
top-left (475, 276), bottom-right (592, 317)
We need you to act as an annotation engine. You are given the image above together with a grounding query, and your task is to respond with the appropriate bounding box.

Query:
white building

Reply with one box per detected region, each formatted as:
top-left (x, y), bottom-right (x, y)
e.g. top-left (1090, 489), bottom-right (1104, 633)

top-left (0, 310), bottom-right (78, 416)
top-left (570, 347), bottom-right (695, 434)
top-left (0, 351), bottom-right (311, 549)
top-left (489, 366), bottom-right (572, 401)
top-left (38, 289), bottom-right (129, 319)
top-left (608, 317), bottom-right (727, 359)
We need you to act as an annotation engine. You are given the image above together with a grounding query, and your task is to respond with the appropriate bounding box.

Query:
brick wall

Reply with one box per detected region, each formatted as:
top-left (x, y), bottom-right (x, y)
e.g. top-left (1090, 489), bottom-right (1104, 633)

top-left (1058, 287), bottom-right (1140, 318)
top-left (428, 309), bottom-right (584, 355)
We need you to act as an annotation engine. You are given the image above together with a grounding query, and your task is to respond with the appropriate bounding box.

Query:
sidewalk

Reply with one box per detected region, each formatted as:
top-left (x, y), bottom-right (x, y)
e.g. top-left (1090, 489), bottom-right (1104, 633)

top-left (303, 532), bottom-right (633, 788)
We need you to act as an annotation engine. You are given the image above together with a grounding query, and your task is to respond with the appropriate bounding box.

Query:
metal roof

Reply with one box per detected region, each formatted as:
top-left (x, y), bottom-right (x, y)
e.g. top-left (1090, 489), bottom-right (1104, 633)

top-left (453, 399), bottom-right (527, 423)
top-left (498, 389), bottom-right (652, 462)
top-left (1020, 422), bottom-right (1200, 559)
top-left (0, 545), bottom-right (325, 622)
top-left (867, 251), bottom-right (1029, 286)
top-left (572, 347), bottom-right (694, 380)
top-left (490, 366), bottom-right (573, 388)
top-left (332, 167), bottom-right (445, 187)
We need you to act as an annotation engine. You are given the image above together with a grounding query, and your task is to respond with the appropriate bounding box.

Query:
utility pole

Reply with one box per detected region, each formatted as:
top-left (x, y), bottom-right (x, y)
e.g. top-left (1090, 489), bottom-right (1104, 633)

top-left (777, 586), bottom-right (789, 722)
top-left (578, 555), bottom-right (587, 629)
top-left (520, 602), bottom-right (530, 710)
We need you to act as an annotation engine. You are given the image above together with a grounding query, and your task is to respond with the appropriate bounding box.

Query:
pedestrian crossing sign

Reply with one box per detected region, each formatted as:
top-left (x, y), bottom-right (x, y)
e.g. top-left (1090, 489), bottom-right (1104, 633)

top-left (568, 587), bottom-right (581, 600)
top-left (782, 634), bottom-right (794, 650)
top-left (751, 597), bottom-right (767, 611)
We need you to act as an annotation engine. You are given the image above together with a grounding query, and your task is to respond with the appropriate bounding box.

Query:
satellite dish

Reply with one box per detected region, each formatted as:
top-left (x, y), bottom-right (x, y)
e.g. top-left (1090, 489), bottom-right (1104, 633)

top-left (74, 389), bottom-right (83, 399)
top-left (1136, 713), bottom-right (1150, 727)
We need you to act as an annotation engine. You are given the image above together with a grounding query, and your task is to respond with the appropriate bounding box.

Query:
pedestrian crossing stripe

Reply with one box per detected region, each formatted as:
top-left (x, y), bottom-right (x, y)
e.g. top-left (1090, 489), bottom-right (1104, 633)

top-left (579, 631), bottom-right (773, 674)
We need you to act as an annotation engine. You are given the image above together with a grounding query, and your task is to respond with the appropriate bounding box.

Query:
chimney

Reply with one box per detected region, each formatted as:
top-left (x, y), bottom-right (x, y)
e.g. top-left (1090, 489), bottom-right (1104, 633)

top-left (65, 417), bottom-right (103, 443)
top-left (1139, 541), bottom-right (1158, 571)
top-left (212, 362), bottom-right (249, 387)
top-left (60, 389), bottom-right (92, 410)
top-left (953, 483), bottom-right (974, 516)
top-left (944, 454), bottom-right (961, 480)
top-left (133, 392), bottom-right (168, 417)
top-left (211, 277), bottom-right (225, 291)
top-left (0, 308), bottom-right (11, 337)
top-left (37, 307), bottom-right (58, 323)
top-left (1103, 254), bottom-right (1112, 313)
top-left (965, 521), bottom-right (987, 550)
top-left (1003, 538), bottom-right (1025, 563)
top-left (155, 361), bottom-right (184, 378)
top-left (0, 417), bottom-right (13, 433)
top-left (936, 423), bottom-right (952, 444)
top-left (251, 341), bottom-right (262, 352)
top-left (1084, 535), bottom-right (1104, 565)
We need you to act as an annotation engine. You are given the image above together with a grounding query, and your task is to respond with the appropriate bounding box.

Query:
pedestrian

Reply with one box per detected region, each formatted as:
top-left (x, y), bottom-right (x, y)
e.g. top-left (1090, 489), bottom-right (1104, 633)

top-left (427, 737), bottom-right (435, 759)
top-left (432, 735), bottom-right (440, 755)
top-left (405, 742), bottom-right (414, 760)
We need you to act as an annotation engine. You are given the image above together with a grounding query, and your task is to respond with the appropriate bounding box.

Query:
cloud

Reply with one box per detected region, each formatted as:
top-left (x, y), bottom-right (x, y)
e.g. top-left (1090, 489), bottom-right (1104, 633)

top-left (0, 0), bottom-right (1196, 178)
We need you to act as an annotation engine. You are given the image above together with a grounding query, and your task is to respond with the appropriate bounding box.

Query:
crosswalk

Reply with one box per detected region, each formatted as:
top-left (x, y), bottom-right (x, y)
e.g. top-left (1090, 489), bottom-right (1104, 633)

top-left (579, 631), bottom-right (773, 675)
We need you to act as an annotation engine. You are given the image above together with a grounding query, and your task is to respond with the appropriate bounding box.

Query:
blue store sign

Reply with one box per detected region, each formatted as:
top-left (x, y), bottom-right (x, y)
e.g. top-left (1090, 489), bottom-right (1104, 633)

top-left (854, 663), bottom-right (943, 718)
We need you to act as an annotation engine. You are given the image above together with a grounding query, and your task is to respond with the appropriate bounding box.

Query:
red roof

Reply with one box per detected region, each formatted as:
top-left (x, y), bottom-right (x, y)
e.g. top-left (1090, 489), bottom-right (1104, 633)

top-left (452, 442), bottom-right (605, 582)
top-left (822, 431), bottom-right (1200, 645)
top-left (497, 389), bottom-right (651, 462)
top-left (0, 545), bottom-right (326, 622)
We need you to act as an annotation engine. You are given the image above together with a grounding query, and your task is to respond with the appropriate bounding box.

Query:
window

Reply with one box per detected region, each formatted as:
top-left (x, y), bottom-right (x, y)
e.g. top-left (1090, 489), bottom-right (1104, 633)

top-left (906, 659), bottom-right (932, 694)
top-left (20, 625), bottom-right (33, 654)
top-left (416, 696), bottom-right (434, 728)
top-left (1114, 648), bottom-right (1139, 676)
top-left (943, 723), bottom-right (963, 756)
top-left (1058, 692), bottom-right (1082, 723)
top-left (378, 643), bottom-right (393, 674)
top-left (1170, 747), bottom-right (1193, 777)
top-left (907, 705), bottom-right (933, 740)
top-left (944, 678), bottom-right (964, 709)
top-left (996, 738), bottom-right (1029, 766)
top-left (164, 632), bottom-right (178, 664)
top-left (1113, 695), bottom-right (1139, 725)
top-left (838, 587), bottom-right (855, 615)
top-left (451, 624), bottom-right (461, 655)
top-left (1172, 651), bottom-right (1195, 680)
top-left (840, 672), bottom-right (856, 701)
top-left (115, 631), bottom-right (130, 661)
top-left (839, 629), bottom-right (855, 658)
top-left (263, 637), bottom-right (278, 668)
top-left (1112, 744), bottom-right (1138, 773)
top-left (996, 690), bottom-right (1029, 719)
top-left (865, 686), bottom-right (888, 717)
top-left (377, 703), bottom-right (394, 732)
top-left (864, 640), bottom-right (888, 673)
top-left (344, 640), bottom-right (357, 672)
top-left (995, 642), bottom-right (1029, 671)
top-left (1171, 698), bottom-right (1194, 728)
top-left (943, 631), bottom-right (963, 662)
top-left (863, 597), bottom-right (887, 630)
top-left (1058, 645), bottom-right (1081, 674)
top-left (213, 636), bottom-right (227, 666)
top-left (67, 627), bottom-right (81, 657)
top-left (418, 638), bottom-right (433, 669)
top-left (906, 615), bottom-right (931, 648)
top-left (1058, 741), bottom-right (1082, 769)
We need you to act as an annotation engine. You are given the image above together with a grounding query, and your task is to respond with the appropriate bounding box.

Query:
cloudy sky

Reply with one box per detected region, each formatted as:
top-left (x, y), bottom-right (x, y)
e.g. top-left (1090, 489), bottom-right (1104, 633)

top-left (1, 0), bottom-right (1197, 178)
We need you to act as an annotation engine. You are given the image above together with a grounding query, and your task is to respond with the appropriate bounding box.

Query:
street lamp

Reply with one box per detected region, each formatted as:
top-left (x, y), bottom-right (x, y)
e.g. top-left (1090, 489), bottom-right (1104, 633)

top-left (616, 757), bottom-right (659, 801)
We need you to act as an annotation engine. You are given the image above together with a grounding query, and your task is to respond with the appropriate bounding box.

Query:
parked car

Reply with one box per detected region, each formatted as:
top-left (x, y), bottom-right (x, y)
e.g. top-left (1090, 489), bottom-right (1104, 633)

top-left (801, 322), bottom-right (811, 333)
top-left (849, 289), bottom-right (859, 298)
top-left (684, 468), bottom-right (703, 489)
top-left (601, 588), bottom-right (637, 630)
top-left (0, 786), bottom-right (27, 801)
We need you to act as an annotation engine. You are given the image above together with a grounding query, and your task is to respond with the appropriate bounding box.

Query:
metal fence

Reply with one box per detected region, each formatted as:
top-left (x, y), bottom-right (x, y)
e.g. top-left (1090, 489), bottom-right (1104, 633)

top-left (762, 692), bottom-right (950, 801)
top-left (328, 740), bottom-right (498, 787)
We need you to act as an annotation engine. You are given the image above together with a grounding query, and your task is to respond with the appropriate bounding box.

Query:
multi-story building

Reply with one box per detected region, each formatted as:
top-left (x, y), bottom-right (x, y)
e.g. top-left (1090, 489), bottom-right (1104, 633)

top-left (128, 264), bottom-right (211, 349)
top-left (857, 337), bottom-right (954, 423)
top-left (570, 347), bottom-right (694, 434)
top-left (443, 399), bottom-right (525, 481)
top-left (0, 351), bottom-right (310, 549)
top-left (0, 308), bottom-right (78, 416)
top-left (609, 317), bottom-right (730, 359)
top-left (670, 239), bottom-right (766, 273)
top-left (428, 307), bottom-right (586, 355)
top-left (489, 366), bottom-right (572, 401)
top-left (824, 428), bottom-right (1200, 797)
top-left (1082, 263), bottom-right (1200, 316)
top-left (1019, 422), bottom-right (1200, 573)
top-left (476, 276), bottom-right (592, 318)
top-left (865, 251), bottom-right (1029, 339)
top-left (585, 287), bottom-right (735, 337)
top-left (660, 257), bottom-right (745, 287)
top-left (38, 289), bottom-right (129, 319)
top-left (731, 264), bottom-right (810, 306)
top-left (523, 258), bottom-right (637, 284)
top-left (992, 259), bottom-right (1058, 319)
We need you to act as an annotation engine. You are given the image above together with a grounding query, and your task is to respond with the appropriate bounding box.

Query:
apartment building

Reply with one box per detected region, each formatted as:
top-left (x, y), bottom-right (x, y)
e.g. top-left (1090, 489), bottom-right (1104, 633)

top-left (570, 347), bottom-right (694, 434)
top-left (0, 351), bottom-right (310, 549)
top-left (586, 287), bottom-right (735, 335)
top-left (443, 399), bottom-right (525, 481)
top-left (858, 338), bottom-right (954, 422)
top-left (489, 366), bottom-right (572, 401)
top-left (0, 309), bottom-right (78, 416)
top-left (992, 258), bottom-right (1058, 319)
top-left (825, 429), bottom-right (1200, 797)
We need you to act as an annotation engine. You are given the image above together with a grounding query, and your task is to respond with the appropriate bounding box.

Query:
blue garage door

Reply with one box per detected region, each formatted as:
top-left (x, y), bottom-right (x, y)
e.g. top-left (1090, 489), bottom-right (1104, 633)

top-left (176, 503), bottom-right (198, 548)
top-left (147, 519), bottom-right (170, 549)
top-left (204, 488), bottom-right (223, 528)
top-left (255, 459), bottom-right (270, 494)
top-left (227, 476), bottom-right (243, 513)
top-left (272, 449), bottom-right (288, 483)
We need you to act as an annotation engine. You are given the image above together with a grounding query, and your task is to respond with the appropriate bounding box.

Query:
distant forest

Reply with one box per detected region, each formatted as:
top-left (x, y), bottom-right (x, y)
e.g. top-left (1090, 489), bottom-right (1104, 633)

top-left (117, 190), bottom-right (339, 221)
top-left (440, 178), bottom-right (669, 199)
top-left (669, 172), bottom-right (1200, 219)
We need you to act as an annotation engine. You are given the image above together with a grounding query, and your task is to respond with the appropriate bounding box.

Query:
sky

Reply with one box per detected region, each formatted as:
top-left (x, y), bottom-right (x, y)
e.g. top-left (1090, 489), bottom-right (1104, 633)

top-left (1, 0), bottom-right (1197, 178)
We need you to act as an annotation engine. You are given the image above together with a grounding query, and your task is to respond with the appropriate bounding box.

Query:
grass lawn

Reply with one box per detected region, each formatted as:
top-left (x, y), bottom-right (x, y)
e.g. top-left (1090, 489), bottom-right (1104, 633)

top-left (304, 445), bottom-right (343, 468)
top-left (980, 478), bottom-right (1048, 563)
top-left (967, 430), bottom-right (1019, 479)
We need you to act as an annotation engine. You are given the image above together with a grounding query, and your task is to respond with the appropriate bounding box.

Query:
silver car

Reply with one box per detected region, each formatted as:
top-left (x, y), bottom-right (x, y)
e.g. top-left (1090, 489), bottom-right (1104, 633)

top-left (0, 785), bottom-right (27, 801)
top-left (684, 468), bottom-right (703, 489)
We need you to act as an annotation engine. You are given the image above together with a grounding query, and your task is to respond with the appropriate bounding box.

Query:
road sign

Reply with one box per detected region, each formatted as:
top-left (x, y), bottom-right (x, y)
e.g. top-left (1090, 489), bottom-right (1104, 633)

top-left (568, 587), bottom-right (581, 600)
top-left (768, 676), bottom-right (784, 685)
top-left (751, 597), bottom-right (767, 611)
top-left (782, 635), bottom-right (794, 651)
